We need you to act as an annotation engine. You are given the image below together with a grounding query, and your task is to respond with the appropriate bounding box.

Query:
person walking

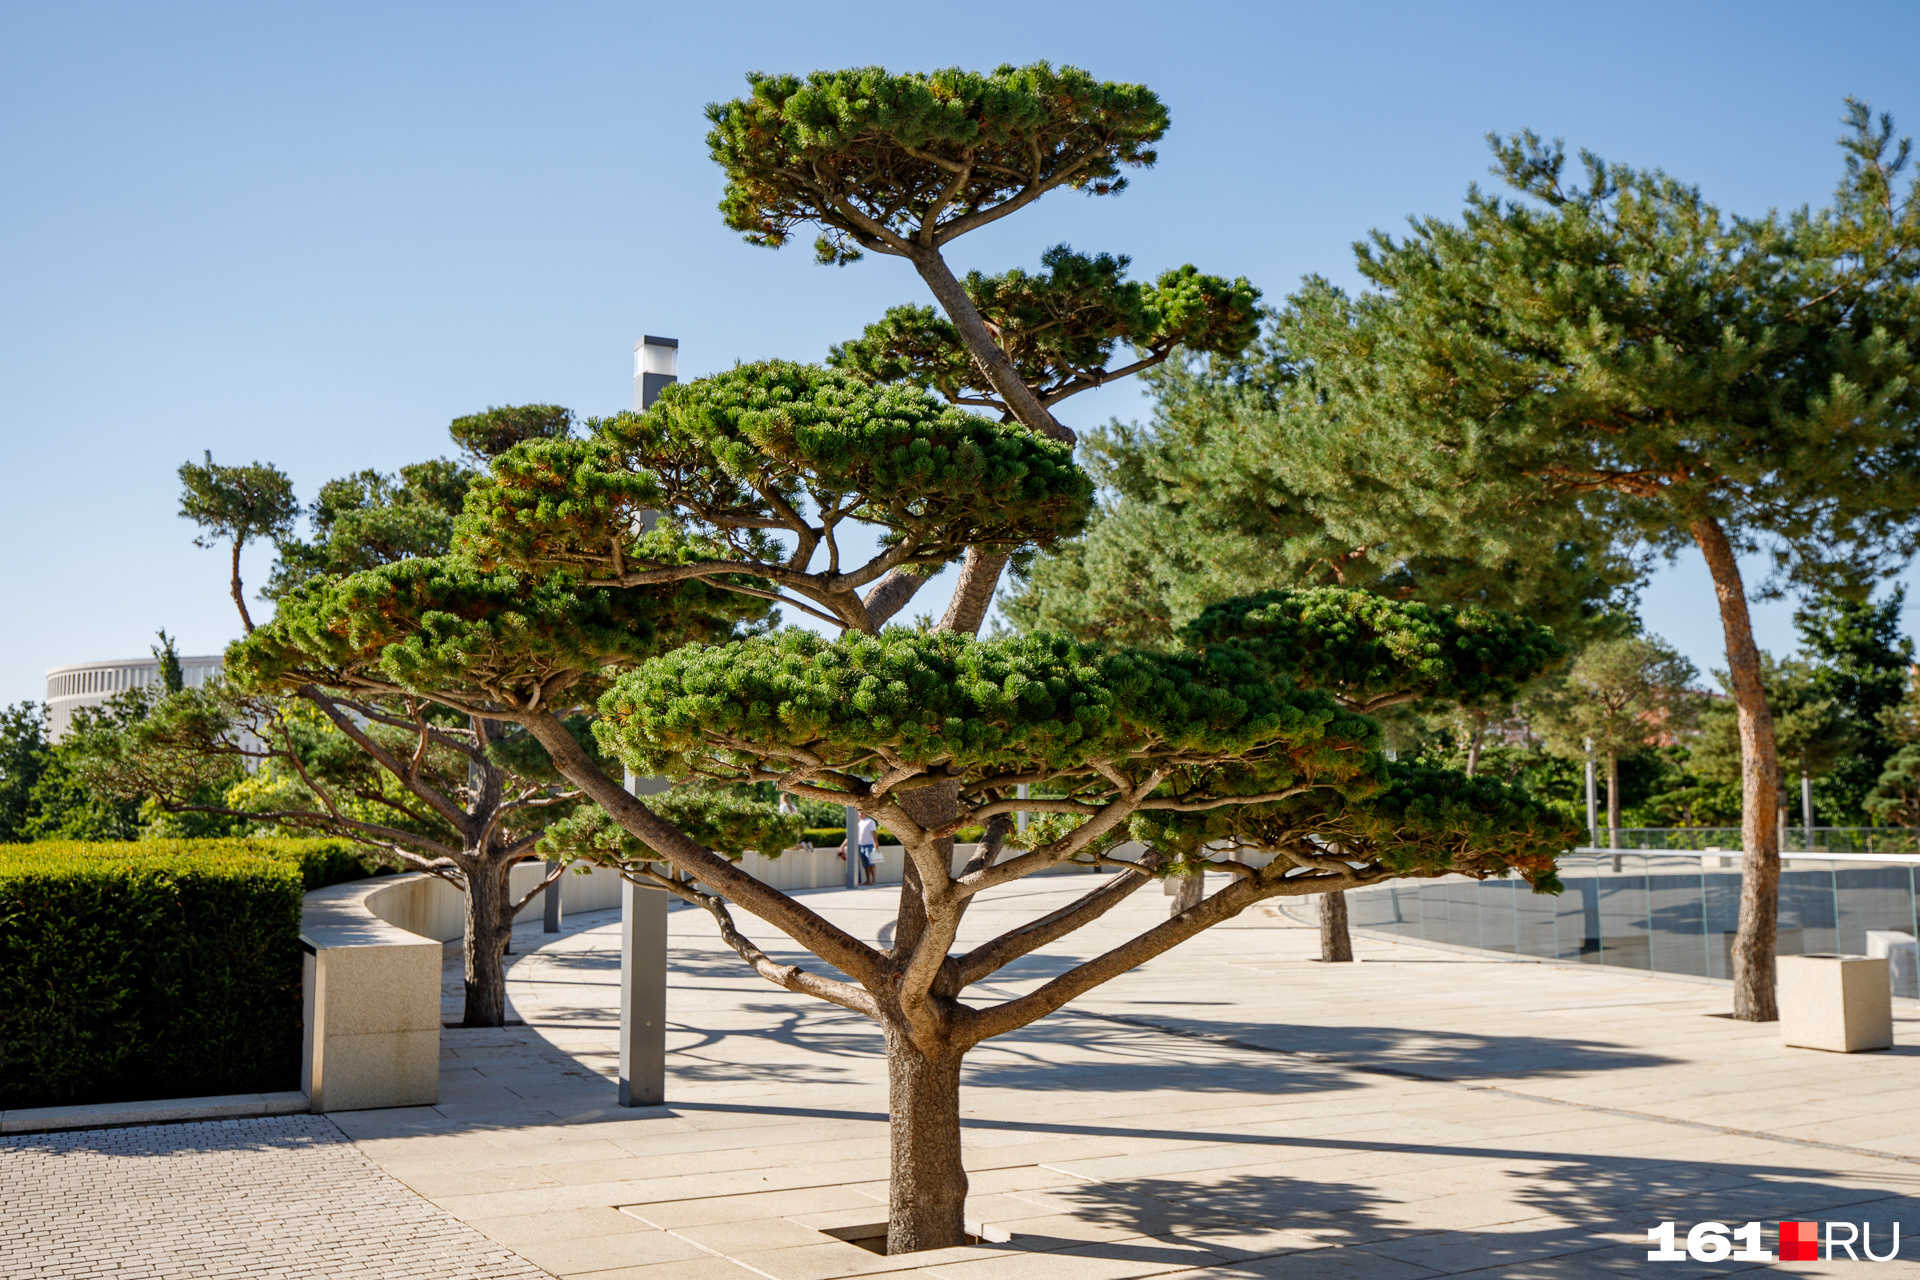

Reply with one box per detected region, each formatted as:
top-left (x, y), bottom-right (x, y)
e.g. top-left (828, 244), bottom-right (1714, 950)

top-left (857, 812), bottom-right (879, 885)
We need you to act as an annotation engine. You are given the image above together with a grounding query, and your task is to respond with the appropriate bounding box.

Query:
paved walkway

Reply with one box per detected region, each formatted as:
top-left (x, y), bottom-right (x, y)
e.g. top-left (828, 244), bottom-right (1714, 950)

top-left (12, 875), bottom-right (1920, 1277)
top-left (1, 1114), bottom-right (546, 1279)
top-left (336, 877), bottom-right (1920, 1278)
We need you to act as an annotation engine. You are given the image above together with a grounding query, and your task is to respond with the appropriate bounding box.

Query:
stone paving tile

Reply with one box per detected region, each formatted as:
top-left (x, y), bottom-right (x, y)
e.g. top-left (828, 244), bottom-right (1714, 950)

top-left (0, 1114), bottom-right (546, 1280)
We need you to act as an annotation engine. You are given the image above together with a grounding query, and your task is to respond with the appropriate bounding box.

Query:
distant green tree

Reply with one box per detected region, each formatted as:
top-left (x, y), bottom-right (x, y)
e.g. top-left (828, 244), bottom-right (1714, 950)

top-left (1693, 655), bottom-right (1858, 843)
top-left (152, 630), bottom-right (185, 695)
top-left (447, 404), bottom-right (573, 464)
top-left (1004, 346), bottom-right (1637, 652)
top-left (0, 702), bottom-right (51, 842)
top-left (177, 452), bottom-right (299, 632)
top-left (1526, 636), bottom-right (1699, 847)
top-left (1273, 102), bottom-right (1920, 1020)
top-left (1794, 589), bottom-right (1913, 822)
top-left (266, 460), bottom-right (476, 598)
top-left (25, 692), bottom-right (148, 842)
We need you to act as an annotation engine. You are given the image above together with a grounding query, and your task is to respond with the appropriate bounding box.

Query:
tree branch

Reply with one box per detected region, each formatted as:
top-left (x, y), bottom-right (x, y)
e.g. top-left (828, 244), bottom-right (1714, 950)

top-left (628, 862), bottom-right (879, 1016)
top-left (516, 707), bottom-right (888, 989)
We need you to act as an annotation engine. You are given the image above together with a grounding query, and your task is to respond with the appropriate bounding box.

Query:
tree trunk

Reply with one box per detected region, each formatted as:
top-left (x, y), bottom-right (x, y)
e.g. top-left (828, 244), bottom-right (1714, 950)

top-left (462, 859), bottom-right (513, 1028)
top-left (1319, 890), bottom-right (1353, 962)
top-left (1167, 873), bottom-right (1203, 917)
top-left (885, 1030), bottom-right (969, 1254)
top-left (229, 539), bottom-right (255, 633)
top-left (1692, 518), bottom-right (1782, 1021)
top-left (1606, 750), bottom-right (1621, 848)
top-left (908, 249), bottom-right (1070, 444)
top-left (938, 548), bottom-right (1010, 636)
top-left (1464, 710), bottom-right (1486, 777)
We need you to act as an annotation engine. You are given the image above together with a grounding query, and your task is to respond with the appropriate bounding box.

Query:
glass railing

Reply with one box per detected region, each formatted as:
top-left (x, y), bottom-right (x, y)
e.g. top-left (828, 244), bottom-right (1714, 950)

top-left (1344, 851), bottom-right (1920, 997)
top-left (1583, 827), bottom-right (1920, 855)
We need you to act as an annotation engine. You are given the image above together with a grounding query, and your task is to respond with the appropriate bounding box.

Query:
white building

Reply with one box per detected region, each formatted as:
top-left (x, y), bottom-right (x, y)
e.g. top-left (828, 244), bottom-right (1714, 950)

top-left (44, 655), bottom-right (223, 742)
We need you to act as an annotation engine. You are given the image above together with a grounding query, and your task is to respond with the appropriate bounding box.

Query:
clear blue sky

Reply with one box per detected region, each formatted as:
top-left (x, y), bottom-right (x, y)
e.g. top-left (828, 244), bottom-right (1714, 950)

top-left (3, 0), bottom-right (1917, 705)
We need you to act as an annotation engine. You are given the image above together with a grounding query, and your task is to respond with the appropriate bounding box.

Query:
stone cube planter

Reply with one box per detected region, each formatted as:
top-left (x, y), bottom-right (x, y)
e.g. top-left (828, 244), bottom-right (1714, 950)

top-left (1866, 930), bottom-right (1919, 1000)
top-left (1778, 954), bottom-right (1893, 1053)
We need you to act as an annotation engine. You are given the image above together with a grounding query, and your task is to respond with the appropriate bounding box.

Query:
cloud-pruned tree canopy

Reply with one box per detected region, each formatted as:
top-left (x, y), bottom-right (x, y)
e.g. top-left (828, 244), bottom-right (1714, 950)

top-left (453, 361), bottom-right (1091, 633)
top-left (230, 543), bottom-right (765, 714)
top-left (1133, 760), bottom-right (1570, 893)
top-left (707, 63), bottom-right (1168, 265)
top-left (829, 247), bottom-right (1259, 417)
top-left (1180, 588), bottom-right (1570, 715)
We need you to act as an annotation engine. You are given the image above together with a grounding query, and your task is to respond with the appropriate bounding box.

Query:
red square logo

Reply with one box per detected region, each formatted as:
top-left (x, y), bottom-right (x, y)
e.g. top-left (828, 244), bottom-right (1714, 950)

top-left (1780, 1221), bottom-right (1819, 1262)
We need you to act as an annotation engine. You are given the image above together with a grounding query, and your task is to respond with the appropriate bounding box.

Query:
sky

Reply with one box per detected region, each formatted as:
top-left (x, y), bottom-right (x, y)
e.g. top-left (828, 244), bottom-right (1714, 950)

top-left (3, 0), bottom-right (1917, 706)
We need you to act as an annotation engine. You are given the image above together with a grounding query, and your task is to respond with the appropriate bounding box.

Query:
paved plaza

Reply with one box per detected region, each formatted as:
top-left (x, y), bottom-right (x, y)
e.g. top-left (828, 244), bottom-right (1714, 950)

top-left (12, 874), bottom-right (1920, 1277)
top-left (1, 1114), bottom-right (546, 1279)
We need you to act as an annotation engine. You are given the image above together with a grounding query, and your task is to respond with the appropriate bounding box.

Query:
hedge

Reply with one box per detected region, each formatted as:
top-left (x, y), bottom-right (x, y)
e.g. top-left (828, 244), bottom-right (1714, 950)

top-left (0, 837), bottom-right (381, 1110)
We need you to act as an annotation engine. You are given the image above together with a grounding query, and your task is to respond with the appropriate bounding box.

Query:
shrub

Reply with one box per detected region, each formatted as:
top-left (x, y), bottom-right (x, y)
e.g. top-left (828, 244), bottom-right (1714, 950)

top-left (0, 837), bottom-right (379, 1109)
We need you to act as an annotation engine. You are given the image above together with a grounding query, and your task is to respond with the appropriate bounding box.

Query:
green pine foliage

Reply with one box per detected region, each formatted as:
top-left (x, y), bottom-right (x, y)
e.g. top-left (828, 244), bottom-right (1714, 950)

top-left (1180, 588), bottom-right (1569, 714)
top-left (707, 63), bottom-right (1167, 265)
top-left (598, 626), bottom-right (1377, 799)
top-left (1002, 347), bottom-right (1634, 651)
top-left (829, 248), bottom-right (1259, 417)
top-left (543, 784), bottom-right (808, 865)
top-left (1796, 590), bottom-right (1914, 822)
top-left (455, 362), bottom-right (1091, 631)
top-left (448, 404), bottom-right (574, 464)
top-left (267, 460), bottom-right (477, 598)
top-left (233, 551), bottom-right (763, 711)
top-left (1133, 761), bottom-right (1570, 891)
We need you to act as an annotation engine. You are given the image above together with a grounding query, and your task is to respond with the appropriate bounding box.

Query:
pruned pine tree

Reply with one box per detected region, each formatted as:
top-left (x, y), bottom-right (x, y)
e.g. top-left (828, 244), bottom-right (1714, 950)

top-left (828, 245), bottom-right (1259, 423)
top-left (1273, 102), bottom-right (1920, 1020)
top-left (131, 412), bottom-right (764, 1026)
top-left (217, 64), bottom-right (1578, 1255)
top-left (177, 451), bottom-right (299, 632)
top-left (228, 363), bottom-right (1571, 1253)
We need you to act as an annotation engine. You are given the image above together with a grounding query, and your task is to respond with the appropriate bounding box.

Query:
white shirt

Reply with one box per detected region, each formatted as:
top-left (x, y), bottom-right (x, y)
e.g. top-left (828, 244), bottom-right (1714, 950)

top-left (856, 817), bottom-right (877, 846)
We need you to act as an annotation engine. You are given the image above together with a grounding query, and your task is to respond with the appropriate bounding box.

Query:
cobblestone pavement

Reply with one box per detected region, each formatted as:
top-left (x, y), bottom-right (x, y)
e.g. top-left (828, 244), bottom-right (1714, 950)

top-left (1, 1114), bottom-right (548, 1280)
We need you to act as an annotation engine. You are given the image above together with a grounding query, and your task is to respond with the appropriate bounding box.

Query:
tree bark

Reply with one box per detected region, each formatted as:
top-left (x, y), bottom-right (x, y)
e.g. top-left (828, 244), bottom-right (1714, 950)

top-left (1168, 873), bottom-right (1203, 917)
top-left (907, 250), bottom-right (1071, 445)
top-left (1606, 750), bottom-right (1621, 849)
top-left (1464, 710), bottom-right (1486, 777)
top-left (229, 540), bottom-right (255, 633)
top-left (884, 1030), bottom-right (969, 1254)
top-left (462, 859), bottom-right (513, 1028)
top-left (1692, 517), bottom-right (1782, 1021)
top-left (1319, 890), bottom-right (1353, 962)
top-left (938, 549), bottom-right (1009, 637)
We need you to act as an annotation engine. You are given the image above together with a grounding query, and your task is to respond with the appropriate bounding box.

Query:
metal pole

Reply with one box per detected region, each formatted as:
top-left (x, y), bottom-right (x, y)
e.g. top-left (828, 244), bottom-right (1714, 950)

top-left (617, 333), bottom-right (677, 1108)
top-left (542, 859), bottom-right (562, 933)
top-left (618, 874), bottom-right (667, 1107)
top-left (1584, 737), bottom-right (1598, 849)
top-left (1802, 773), bottom-right (1814, 854)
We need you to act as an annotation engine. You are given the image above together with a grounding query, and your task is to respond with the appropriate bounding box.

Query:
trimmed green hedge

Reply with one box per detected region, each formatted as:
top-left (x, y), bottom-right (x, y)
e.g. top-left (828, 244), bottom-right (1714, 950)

top-left (0, 838), bottom-right (381, 1110)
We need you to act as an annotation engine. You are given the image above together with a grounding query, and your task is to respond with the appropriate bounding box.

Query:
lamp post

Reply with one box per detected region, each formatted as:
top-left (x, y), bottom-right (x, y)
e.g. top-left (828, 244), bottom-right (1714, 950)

top-left (1802, 772), bottom-right (1815, 854)
top-left (1584, 736), bottom-right (1598, 848)
top-left (618, 334), bottom-right (678, 1109)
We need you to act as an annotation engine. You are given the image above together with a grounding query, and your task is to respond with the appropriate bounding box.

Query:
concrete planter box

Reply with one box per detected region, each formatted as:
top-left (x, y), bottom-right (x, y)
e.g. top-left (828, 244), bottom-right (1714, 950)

top-left (1867, 930), bottom-right (1920, 1000)
top-left (1778, 954), bottom-right (1893, 1053)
